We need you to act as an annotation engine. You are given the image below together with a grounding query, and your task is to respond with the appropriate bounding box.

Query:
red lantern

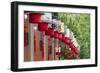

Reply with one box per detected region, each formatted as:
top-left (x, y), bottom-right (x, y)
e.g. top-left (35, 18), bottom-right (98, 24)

top-left (49, 28), bottom-right (54, 37)
top-left (65, 37), bottom-right (72, 45)
top-left (69, 43), bottom-right (79, 55)
top-left (61, 34), bottom-right (64, 42)
top-left (45, 28), bottom-right (54, 37)
top-left (29, 13), bottom-right (43, 23)
top-left (45, 28), bottom-right (50, 35)
top-left (54, 31), bottom-right (58, 39)
top-left (38, 22), bottom-right (48, 31)
top-left (58, 32), bottom-right (63, 41)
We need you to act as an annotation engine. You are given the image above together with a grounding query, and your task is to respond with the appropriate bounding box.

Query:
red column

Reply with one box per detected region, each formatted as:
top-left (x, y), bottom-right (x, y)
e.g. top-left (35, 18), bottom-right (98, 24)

top-left (38, 22), bottom-right (48, 61)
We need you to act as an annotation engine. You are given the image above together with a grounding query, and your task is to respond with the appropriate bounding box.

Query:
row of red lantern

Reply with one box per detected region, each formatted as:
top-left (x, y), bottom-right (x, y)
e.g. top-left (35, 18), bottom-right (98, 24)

top-left (24, 12), bottom-right (79, 61)
top-left (45, 27), bottom-right (79, 55)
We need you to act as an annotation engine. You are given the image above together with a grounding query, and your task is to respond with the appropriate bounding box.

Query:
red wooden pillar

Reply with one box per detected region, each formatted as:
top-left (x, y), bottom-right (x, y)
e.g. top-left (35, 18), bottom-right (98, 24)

top-left (45, 28), bottom-right (51, 60)
top-left (38, 22), bottom-right (48, 61)
top-left (50, 28), bottom-right (55, 60)
top-left (54, 31), bottom-right (59, 60)
top-left (45, 28), bottom-right (54, 60)
top-left (58, 32), bottom-right (63, 60)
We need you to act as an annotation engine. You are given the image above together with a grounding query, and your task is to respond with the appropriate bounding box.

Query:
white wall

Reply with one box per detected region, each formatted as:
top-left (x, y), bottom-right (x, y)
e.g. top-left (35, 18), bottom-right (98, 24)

top-left (0, 0), bottom-right (99, 73)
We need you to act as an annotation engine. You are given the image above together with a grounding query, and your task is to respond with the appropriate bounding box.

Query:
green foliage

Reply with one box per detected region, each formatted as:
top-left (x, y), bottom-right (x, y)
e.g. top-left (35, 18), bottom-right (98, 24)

top-left (58, 13), bottom-right (90, 59)
top-left (60, 42), bottom-right (66, 59)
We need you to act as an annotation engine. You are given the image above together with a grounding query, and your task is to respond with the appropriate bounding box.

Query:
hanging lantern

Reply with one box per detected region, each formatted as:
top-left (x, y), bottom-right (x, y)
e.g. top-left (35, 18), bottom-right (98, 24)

top-left (65, 37), bottom-right (72, 45)
top-left (29, 13), bottom-right (43, 23)
top-left (38, 22), bottom-right (48, 31)
top-left (58, 32), bottom-right (63, 41)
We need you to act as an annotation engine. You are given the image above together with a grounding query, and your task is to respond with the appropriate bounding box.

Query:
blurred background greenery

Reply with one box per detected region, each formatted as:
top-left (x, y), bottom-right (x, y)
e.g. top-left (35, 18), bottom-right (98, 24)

top-left (57, 13), bottom-right (90, 59)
